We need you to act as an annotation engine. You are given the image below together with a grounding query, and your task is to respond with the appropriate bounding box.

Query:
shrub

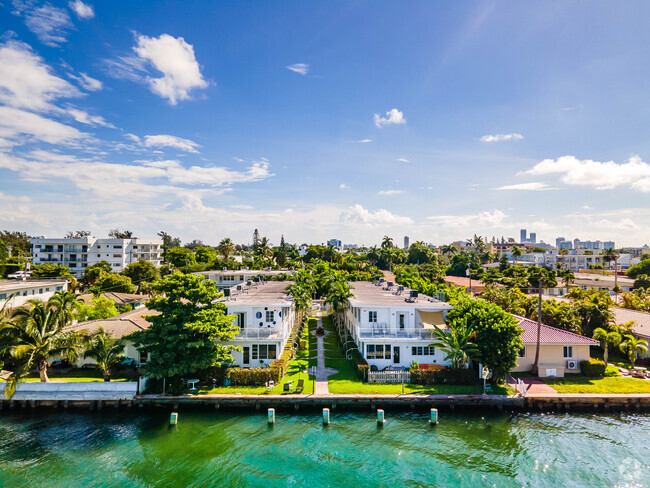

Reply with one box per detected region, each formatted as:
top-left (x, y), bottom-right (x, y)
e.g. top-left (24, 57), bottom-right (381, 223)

top-left (410, 369), bottom-right (436, 385)
top-left (308, 317), bottom-right (318, 329)
top-left (348, 349), bottom-right (369, 379)
top-left (580, 358), bottom-right (606, 377)
top-left (410, 367), bottom-right (476, 385)
top-left (226, 367), bottom-right (276, 386)
top-left (409, 360), bottom-right (419, 371)
top-left (299, 339), bottom-right (307, 350)
top-left (316, 326), bottom-right (324, 335)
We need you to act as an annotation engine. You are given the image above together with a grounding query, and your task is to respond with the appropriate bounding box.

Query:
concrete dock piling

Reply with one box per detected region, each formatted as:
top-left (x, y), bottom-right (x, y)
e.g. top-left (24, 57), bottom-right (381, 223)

top-left (377, 409), bottom-right (385, 425)
top-left (169, 412), bottom-right (178, 425)
top-left (323, 408), bottom-right (330, 425)
top-left (430, 408), bottom-right (438, 425)
top-left (268, 408), bottom-right (275, 424)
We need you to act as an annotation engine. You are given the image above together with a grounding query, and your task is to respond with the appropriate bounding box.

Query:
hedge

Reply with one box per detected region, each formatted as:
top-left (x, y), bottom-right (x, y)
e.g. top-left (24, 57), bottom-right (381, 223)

top-left (580, 358), bottom-right (606, 377)
top-left (410, 367), bottom-right (476, 385)
top-left (350, 349), bottom-right (369, 380)
top-left (226, 367), bottom-right (277, 386)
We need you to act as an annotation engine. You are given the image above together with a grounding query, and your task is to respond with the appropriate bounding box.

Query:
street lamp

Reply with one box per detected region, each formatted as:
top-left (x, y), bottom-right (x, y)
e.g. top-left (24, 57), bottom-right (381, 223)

top-left (466, 266), bottom-right (472, 295)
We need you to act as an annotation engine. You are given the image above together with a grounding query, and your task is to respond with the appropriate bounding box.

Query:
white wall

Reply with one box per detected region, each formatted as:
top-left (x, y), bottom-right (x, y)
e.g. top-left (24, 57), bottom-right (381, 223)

top-left (0, 282), bottom-right (68, 309)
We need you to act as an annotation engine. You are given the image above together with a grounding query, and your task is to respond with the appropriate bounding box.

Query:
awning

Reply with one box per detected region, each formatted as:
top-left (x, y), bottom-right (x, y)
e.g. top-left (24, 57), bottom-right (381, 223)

top-left (418, 310), bottom-right (447, 329)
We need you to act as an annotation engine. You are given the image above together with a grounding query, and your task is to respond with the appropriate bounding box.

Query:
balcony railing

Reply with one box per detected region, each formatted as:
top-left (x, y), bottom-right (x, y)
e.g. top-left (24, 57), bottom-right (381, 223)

top-left (232, 327), bottom-right (287, 340)
top-left (356, 325), bottom-right (436, 340)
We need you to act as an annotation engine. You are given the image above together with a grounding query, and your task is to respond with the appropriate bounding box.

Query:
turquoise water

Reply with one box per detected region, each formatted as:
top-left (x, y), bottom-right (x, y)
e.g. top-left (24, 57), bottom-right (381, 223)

top-left (0, 409), bottom-right (648, 487)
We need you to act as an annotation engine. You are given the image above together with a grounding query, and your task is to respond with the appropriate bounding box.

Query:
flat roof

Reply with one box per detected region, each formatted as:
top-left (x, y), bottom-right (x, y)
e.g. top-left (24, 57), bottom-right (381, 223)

top-left (348, 281), bottom-right (452, 309)
top-left (217, 281), bottom-right (294, 306)
top-left (0, 279), bottom-right (68, 291)
top-left (612, 307), bottom-right (650, 338)
top-left (194, 269), bottom-right (292, 277)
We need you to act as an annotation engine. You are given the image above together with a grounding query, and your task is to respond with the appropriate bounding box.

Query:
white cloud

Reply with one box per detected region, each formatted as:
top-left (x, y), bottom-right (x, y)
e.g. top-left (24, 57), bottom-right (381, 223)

top-left (66, 108), bottom-right (114, 128)
top-left (68, 0), bottom-right (94, 19)
top-left (494, 182), bottom-right (555, 191)
top-left (523, 155), bottom-right (650, 192)
top-left (377, 189), bottom-right (403, 195)
top-left (0, 40), bottom-right (79, 112)
top-left (12, 0), bottom-right (73, 47)
top-left (231, 204), bottom-right (254, 210)
top-left (0, 106), bottom-right (87, 145)
top-left (427, 209), bottom-right (507, 227)
top-left (132, 34), bottom-right (209, 105)
top-left (340, 204), bottom-right (413, 225)
top-left (355, 139), bottom-right (373, 143)
top-left (286, 63), bottom-right (308, 75)
top-left (143, 134), bottom-right (201, 153)
top-left (374, 108), bottom-right (406, 128)
top-left (396, 158), bottom-right (410, 163)
top-left (339, 183), bottom-right (349, 190)
top-left (72, 72), bottom-right (102, 91)
top-left (479, 133), bottom-right (524, 142)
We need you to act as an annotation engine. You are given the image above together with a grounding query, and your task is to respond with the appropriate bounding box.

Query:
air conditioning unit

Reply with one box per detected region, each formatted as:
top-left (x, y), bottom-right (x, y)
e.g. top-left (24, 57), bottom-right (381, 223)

top-left (566, 360), bottom-right (578, 370)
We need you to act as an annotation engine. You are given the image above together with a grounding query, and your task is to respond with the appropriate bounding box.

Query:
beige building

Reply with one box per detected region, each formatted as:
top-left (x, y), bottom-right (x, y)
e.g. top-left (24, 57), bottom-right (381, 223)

top-left (511, 315), bottom-right (599, 377)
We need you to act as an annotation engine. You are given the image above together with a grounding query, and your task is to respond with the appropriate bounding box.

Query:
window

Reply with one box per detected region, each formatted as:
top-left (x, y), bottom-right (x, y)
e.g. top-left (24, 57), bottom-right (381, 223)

top-left (366, 344), bottom-right (391, 359)
top-left (113, 245), bottom-right (122, 249)
top-left (113, 254), bottom-right (122, 258)
top-left (399, 314), bottom-right (405, 329)
top-left (39, 288), bottom-right (43, 294)
top-left (266, 310), bottom-right (275, 322)
top-left (56, 286), bottom-right (63, 291)
top-left (411, 346), bottom-right (436, 356)
top-left (252, 344), bottom-right (277, 360)
top-left (0, 293), bottom-right (6, 300)
top-left (519, 347), bottom-right (527, 358)
top-left (368, 311), bottom-right (377, 323)
top-left (563, 346), bottom-right (573, 358)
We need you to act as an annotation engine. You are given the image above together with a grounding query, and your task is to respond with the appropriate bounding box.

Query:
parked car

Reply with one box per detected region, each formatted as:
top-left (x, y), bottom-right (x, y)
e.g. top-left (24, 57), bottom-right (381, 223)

top-left (121, 358), bottom-right (136, 367)
top-left (50, 359), bottom-right (70, 368)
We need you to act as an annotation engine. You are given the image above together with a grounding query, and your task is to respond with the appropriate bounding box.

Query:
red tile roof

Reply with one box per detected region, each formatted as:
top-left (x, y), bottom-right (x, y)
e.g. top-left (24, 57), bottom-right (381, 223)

top-left (513, 315), bottom-right (599, 345)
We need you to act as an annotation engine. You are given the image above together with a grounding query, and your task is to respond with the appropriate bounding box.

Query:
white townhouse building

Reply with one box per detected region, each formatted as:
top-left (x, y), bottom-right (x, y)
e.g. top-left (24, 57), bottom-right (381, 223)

top-left (215, 280), bottom-right (296, 367)
top-left (340, 281), bottom-right (454, 370)
top-left (194, 269), bottom-right (292, 290)
top-left (30, 237), bottom-right (163, 279)
top-left (0, 279), bottom-right (68, 309)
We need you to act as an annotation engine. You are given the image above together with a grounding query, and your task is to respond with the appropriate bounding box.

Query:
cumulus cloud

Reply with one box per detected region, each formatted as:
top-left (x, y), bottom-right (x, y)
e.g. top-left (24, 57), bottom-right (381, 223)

top-left (479, 133), bottom-right (524, 142)
top-left (374, 108), bottom-right (406, 128)
top-left (286, 63), bottom-right (308, 75)
top-left (143, 134), bottom-right (201, 153)
top-left (12, 0), bottom-right (73, 47)
top-left (131, 34), bottom-right (209, 105)
top-left (68, 0), bottom-right (94, 19)
top-left (494, 182), bottom-right (555, 191)
top-left (523, 155), bottom-right (650, 192)
top-left (340, 204), bottom-right (413, 225)
top-left (377, 189), bottom-right (403, 195)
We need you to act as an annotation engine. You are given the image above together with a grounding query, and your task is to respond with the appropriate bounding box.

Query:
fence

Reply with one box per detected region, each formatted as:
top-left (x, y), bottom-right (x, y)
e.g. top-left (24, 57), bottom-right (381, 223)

top-left (514, 378), bottom-right (528, 396)
top-left (368, 370), bottom-right (411, 383)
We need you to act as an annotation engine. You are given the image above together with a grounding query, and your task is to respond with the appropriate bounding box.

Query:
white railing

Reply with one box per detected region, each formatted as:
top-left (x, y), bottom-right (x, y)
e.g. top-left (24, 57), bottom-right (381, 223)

top-left (368, 370), bottom-right (411, 383)
top-left (515, 378), bottom-right (528, 396)
top-left (357, 327), bottom-right (435, 340)
top-left (233, 327), bottom-right (286, 340)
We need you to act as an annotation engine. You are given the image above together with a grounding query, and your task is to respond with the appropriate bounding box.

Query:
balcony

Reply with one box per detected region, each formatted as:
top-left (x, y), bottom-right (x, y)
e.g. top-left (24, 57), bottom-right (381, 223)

top-left (232, 327), bottom-right (286, 340)
top-left (39, 258), bottom-right (62, 262)
top-left (356, 324), bottom-right (436, 340)
top-left (64, 257), bottom-right (88, 263)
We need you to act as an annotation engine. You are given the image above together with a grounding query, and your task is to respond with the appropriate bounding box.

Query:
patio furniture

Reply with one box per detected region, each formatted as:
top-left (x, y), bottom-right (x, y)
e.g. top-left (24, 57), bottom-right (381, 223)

top-left (295, 379), bottom-right (304, 394)
top-left (186, 378), bottom-right (200, 390)
top-left (266, 381), bottom-right (275, 389)
top-left (282, 383), bottom-right (290, 394)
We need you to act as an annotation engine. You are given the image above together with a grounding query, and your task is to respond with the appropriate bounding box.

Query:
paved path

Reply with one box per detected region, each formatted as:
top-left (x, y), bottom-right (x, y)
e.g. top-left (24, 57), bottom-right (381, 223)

top-left (310, 314), bottom-right (338, 395)
top-left (512, 377), bottom-right (557, 395)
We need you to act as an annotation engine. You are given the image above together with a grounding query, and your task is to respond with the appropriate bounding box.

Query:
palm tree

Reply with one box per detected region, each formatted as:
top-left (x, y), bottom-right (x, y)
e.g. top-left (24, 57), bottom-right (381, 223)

top-left (0, 300), bottom-right (83, 398)
top-left (324, 277), bottom-right (353, 323)
top-left (592, 327), bottom-right (622, 364)
top-left (512, 245), bottom-right (522, 265)
top-left (285, 271), bottom-right (315, 323)
top-left (441, 244), bottom-right (458, 257)
top-left (528, 267), bottom-right (558, 374)
top-left (257, 237), bottom-right (273, 260)
top-left (83, 327), bottom-right (125, 381)
top-left (47, 290), bottom-right (81, 328)
top-left (218, 237), bottom-right (235, 262)
top-left (381, 235), bottom-right (393, 249)
top-left (429, 320), bottom-right (481, 369)
top-left (619, 334), bottom-right (648, 367)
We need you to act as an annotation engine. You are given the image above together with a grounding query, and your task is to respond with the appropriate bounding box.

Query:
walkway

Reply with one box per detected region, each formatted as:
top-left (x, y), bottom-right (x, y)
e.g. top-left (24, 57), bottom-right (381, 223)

top-left (310, 313), bottom-right (338, 395)
top-left (511, 376), bottom-right (557, 395)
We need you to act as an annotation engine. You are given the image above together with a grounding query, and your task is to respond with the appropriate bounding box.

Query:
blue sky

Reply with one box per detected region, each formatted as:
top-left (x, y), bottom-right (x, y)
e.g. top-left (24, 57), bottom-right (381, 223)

top-left (1, 1), bottom-right (650, 247)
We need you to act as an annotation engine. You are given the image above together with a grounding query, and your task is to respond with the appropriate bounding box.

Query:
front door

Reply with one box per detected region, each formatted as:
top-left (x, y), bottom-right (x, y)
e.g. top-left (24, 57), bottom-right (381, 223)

top-left (243, 347), bottom-right (250, 365)
top-left (393, 346), bottom-right (400, 364)
top-left (398, 313), bottom-right (406, 329)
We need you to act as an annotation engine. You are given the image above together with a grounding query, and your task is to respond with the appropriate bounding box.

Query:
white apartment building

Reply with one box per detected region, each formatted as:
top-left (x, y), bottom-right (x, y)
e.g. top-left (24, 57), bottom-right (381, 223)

top-left (340, 281), bottom-right (454, 369)
top-left (216, 281), bottom-right (297, 367)
top-left (194, 269), bottom-right (292, 290)
top-left (30, 237), bottom-right (163, 278)
top-left (0, 279), bottom-right (68, 309)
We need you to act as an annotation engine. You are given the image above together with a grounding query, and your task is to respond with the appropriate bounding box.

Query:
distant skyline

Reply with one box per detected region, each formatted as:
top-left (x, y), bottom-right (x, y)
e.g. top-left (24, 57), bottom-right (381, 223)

top-left (1, 1), bottom-right (650, 246)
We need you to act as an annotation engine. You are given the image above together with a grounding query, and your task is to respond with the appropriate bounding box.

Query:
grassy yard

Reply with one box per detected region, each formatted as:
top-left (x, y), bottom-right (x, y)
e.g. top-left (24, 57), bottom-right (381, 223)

top-left (11, 368), bottom-right (138, 382)
top-left (540, 376), bottom-right (650, 394)
top-left (321, 315), bottom-right (511, 395)
top-left (200, 317), bottom-right (315, 395)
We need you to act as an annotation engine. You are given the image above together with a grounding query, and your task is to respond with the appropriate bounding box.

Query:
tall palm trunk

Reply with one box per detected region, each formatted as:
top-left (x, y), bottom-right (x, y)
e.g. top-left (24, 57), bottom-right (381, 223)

top-left (39, 360), bottom-right (49, 382)
top-left (532, 282), bottom-right (542, 374)
top-left (603, 342), bottom-right (609, 365)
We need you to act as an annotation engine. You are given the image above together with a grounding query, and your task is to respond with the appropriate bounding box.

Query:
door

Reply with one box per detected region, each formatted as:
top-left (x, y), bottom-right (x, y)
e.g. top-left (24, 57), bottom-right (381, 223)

top-left (398, 313), bottom-right (406, 330)
top-left (393, 346), bottom-right (400, 364)
top-left (243, 347), bottom-right (250, 365)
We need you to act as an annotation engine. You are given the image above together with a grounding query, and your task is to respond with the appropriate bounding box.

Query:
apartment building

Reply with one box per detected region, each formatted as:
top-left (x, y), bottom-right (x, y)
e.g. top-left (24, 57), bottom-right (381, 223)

top-left (194, 269), bottom-right (292, 290)
top-left (0, 279), bottom-right (68, 309)
top-left (339, 281), bottom-right (454, 369)
top-left (216, 281), bottom-right (296, 367)
top-left (30, 237), bottom-right (163, 278)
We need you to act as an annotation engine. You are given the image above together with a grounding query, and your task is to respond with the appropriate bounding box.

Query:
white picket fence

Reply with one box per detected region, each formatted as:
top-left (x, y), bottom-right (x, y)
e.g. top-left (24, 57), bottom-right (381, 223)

top-left (368, 370), bottom-right (411, 383)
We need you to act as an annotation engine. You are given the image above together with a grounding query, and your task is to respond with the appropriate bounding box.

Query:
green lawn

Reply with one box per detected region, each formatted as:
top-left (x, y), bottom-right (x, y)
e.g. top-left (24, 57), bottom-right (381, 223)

top-left (321, 315), bottom-right (511, 395)
top-left (200, 318), bottom-right (315, 395)
top-left (10, 368), bottom-right (138, 382)
top-left (540, 376), bottom-right (650, 394)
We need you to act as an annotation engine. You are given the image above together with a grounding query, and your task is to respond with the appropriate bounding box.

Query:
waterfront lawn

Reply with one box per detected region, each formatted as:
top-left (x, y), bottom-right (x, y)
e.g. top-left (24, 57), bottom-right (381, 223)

top-left (321, 315), bottom-right (510, 395)
top-left (200, 318), bottom-right (315, 395)
top-left (540, 375), bottom-right (650, 394)
top-left (20, 368), bottom-right (138, 382)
